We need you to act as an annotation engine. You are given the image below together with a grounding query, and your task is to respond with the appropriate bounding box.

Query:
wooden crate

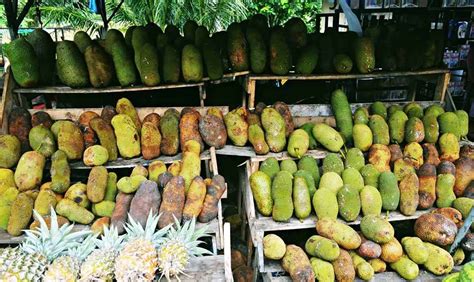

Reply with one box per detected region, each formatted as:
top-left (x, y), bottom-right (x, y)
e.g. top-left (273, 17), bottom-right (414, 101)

top-left (244, 69), bottom-right (450, 108)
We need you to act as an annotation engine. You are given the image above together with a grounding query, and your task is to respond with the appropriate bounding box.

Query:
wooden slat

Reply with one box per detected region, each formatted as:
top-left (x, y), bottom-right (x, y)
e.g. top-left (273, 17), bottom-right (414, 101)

top-left (64, 150), bottom-right (211, 169)
top-left (216, 145), bottom-right (328, 160)
top-left (0, 67), bottom-right (15, 134)
top-left (14, 82), bottom-right (205, 94)
top-left (251, 209), bottom-right (433, 233)
top-left (28, 106), bottom-right (229, 121)
top-left (170, 255), bottom-right (226, 282)
top-left (223, 223), bottom-right (232, 282)
top-left (262, 260), bottom-right (459, 282)
top-left (248, 69), bottom-right (449, 81)
top-left (0, 218), bottom-right (220, 245)
top-left (203, 71), bottom-right (250, 84)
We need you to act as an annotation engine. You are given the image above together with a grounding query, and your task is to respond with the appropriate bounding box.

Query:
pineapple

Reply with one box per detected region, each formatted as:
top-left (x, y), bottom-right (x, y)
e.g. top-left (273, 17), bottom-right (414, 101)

top-left (157, 218), bottom-right (211, 281)
top-left (80, 225), bottom-right (124, 281)
top-left (114, 212), bottom-right (170, 282)
top-left (0, 209), bottom-right (90, 282)
top-left (43, 234), bottom-right (97, 281)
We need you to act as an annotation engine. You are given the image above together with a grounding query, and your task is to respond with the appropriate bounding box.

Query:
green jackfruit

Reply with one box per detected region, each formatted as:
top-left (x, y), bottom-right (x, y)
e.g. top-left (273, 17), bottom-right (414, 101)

top-left (378, 172), bottom-right (399, 211)
top-left (260, 157), bottom-right (280, 179)
top-left (316, 218), bottom-right (361, 249)
top-left (436, 174), bottom-right (456, 208)
top-left (338, 184), bottom-right (361, 221)
top-left (439, 133), bottom-right (460, 162)
top-left (360, 185), bottom-right (382, 216)
top-left (287, 129), bottom-right (309, 158)
top-left (202, 38), bottom-right (223, 81)
top-left (438, 112), bottom-right (460, 139)
top-left (354, 37), bottom-right (375, 73)
top-left (318, 33), bottom-right (334, 73)
top-left (263, 234), bottom-right (286, 260)
top-left (319, 172), bottom-right (343, 194)
top-left (369, 115), bottom-right (389, 145)
top-left (423, 242), bottom-right (454, 275)
top-left (295, 44), bottom-right (318, 75)
top-left (111, 114), bottom-right (141, 159)
top-left (344, 148), bottom-right (365, 171)
top-left (50, 150), bottom-right (71, 193)
top-left (272, 171), bottom-right (293, 222)
top-left (404, 102), bottom-right (424, 119)
top-left (322, 153), bottom-right (344, 175)
top-left (0, 187), bottom-right (19, 230)
top-left (74, 31), bottom-right (93, 53)
top-left (226, 23), bottom-right (249, 71)
top-left (293, 176), bottom-right (311, 220)
top-left (162, 45), bottom-right (181, 83)
top-left (423, 114), bottom-right (440, 143)
top-left (294, 170), bottom-right (316, 199)
top-left (313, 187), bottom-right (338, 220)
top-left (246, 26), bottom-right (267, 74)
top-left (360, 164), bottom-right (380, 187)
top-left (7, 193), bottom-right (33, 236)
top-left (105, 33), bottom-right (137, 87)
top-left (360, 215), bottom-right (394, 243)
top-left (455, 110), bottom-right (469, 138)
top-left (84, 44), bottom-right (115, 88)
top-left (0, 135), bottom-right (21, 169)
top-left (425, 104), bottom-right (445, 117)
top-left (312, 123), bottom-right (344, 152)
top-left (331, 89), bottom-right (353, 144)
top-left (28, 125), bottom-right (56, 158)
top-left (333, 54), bottom-right (353, 74)
top-left (26, 29), bottom-right (55, 85)
top-left (310, 258), bottom-right (335, 282)
top-left (104, 172), bottom-right (118, 202)
top-left (160, 109), bottom-right (180, 155)
top-left (182, 44), bottom-right (203, 82)
top-left (261, 108), bottom-right (286, 153)
top-left (299, 123), bottom-right (317, 149)
top-left (390, 255), bottom-right (419, 280)
top-left (305, 235), bottom-right (340, 261)
top-left (298, 156), bottom-right (320, 187)
top-left (370, 102), bottom-right (387, 120)
top-left (354, 107), bottom-right (369, 125)
top-left (453, 197), bottom-right (474, 219)
top-left (388, 110), bottom-right (408, 144)
top-left (280, 159), bottom-right (297, 174)
top-left (353, 124), bottom-right (373, 152)
top-left (56, 198), bottom-right (94, 225)
top-left (342, 168), bottom-right (364, 192)
top-left (250, 171), bottom-right (273, 216)
top-left (269, 27), bottom-right (291, 75)
top-left (401, 237), bottom-right (429, 264)
top-left (137, 43), bottom-right (160, 86)
top-left (387, 105), bottom-right (402, 118)
top-left (194, 26), bottom-right (209, 48)
top-left (56, 41), bottom-right (89, 88)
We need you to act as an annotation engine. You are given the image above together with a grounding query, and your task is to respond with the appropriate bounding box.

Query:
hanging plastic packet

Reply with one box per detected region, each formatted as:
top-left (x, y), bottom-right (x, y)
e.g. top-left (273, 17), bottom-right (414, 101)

top-left (339, 0), bottom-right (363, 36)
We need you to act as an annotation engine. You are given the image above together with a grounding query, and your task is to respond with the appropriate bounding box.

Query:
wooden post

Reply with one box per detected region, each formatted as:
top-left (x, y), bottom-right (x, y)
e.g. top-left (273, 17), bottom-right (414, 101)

top-left (434, 72), bottom-right (451, 102)
top-left (224, 223), bottom-right (233, 282)
top-left (0, 68), bottom-right (16, 134)
top-left (247, 79), bottom-right (256, 109)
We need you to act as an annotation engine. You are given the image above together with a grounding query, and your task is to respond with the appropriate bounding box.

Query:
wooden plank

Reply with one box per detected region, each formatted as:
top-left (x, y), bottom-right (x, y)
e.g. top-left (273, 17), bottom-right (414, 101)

top-left (14, 82), bottom-right (205, 94)
top-left (223, 223), bottom-right (232, 282)
top-left (0, 67), bottom-right (15, 134)
top-left (203, 71), bottom-right (250, 84)
top-left (248, 69), bottom-right (449, 81)
top-left (28, 106), bottom-right (229, 121)
top-left (0, 218), bottom-right (220, 245)
top-left (170, 255), bottom-right (226, 282)
top-left (262, 261), bottom-right (457, 282)
top-left (251, 209), bottom-right (433, 233)
top-left (216, 145), bottom-right (328, 161)
top-left (64, 150), bottom-right (211, 169)
top-left (434, 72), bottom-right (451, 102)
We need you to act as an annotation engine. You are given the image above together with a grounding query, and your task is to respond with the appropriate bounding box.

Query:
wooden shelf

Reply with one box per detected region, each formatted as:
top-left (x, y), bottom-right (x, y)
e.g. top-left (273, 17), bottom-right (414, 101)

top-left (252, 209), bottom-right (433, 233)
top-left (262, 260), bottom-right (455, 282)
top-left (248, 69), bottom-right (449, 81)
top-left (65, 150), bottom-right (211, 170)
top-left (0, 218), bottom-right (219, 245)
top-left (216, 145), bottom-right (328, 161)
top-left (12, 71), bottom-right (250, 95)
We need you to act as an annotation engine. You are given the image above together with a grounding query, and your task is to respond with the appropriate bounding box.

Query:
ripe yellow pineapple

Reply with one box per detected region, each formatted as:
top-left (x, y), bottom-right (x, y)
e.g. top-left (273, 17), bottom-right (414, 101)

top-left (0, 209), bottom-right (90, 281)
top-left (80, 225), bottom-right (125, 281)
top-left (114, 212), bottom-right (170, 282)
top-left (43, 234), bottom-right (96, 281)
top-left (157, 218), bottom-right (211, 280)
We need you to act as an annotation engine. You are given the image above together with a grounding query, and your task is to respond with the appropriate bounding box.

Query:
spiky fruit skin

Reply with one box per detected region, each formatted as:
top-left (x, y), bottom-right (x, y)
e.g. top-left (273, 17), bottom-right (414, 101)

top-left (44, 255), bottom-right (80, 281)
top-left (0, 249), bottom-right (47, 282)
top-left (158, 240), bottom-right (189, 279)
top-left (114, 239), bottom-right (158, 282)
top-left (80, 249), bottom-right (117, 281)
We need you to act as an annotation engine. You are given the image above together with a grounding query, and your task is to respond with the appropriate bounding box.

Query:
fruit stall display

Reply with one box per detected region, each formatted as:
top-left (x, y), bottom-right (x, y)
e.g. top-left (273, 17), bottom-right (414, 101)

top-left (0, 13), bottom-right (472, 281)
top-left (0, 95), bottom-right (232, 280)
top-left (237, 88), bottom-right (473, 280)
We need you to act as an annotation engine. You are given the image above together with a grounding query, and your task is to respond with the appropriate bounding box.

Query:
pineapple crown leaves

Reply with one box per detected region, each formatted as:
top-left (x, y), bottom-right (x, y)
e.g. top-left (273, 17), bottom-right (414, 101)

top-left (21, 208), bottom-right (92, 262)
top-left (124, 211), bottom-right (171, 247)
top-left (65, 233), bottom-right (98, 262)
top-left (163, 216), bottom-right (212, 258)
top-left (95, 225), bottom-right (125, 252)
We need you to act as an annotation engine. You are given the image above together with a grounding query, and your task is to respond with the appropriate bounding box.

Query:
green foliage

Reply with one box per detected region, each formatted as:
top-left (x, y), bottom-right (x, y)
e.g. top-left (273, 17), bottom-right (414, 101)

top-left (250, 0), bottom-right (322, 31)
